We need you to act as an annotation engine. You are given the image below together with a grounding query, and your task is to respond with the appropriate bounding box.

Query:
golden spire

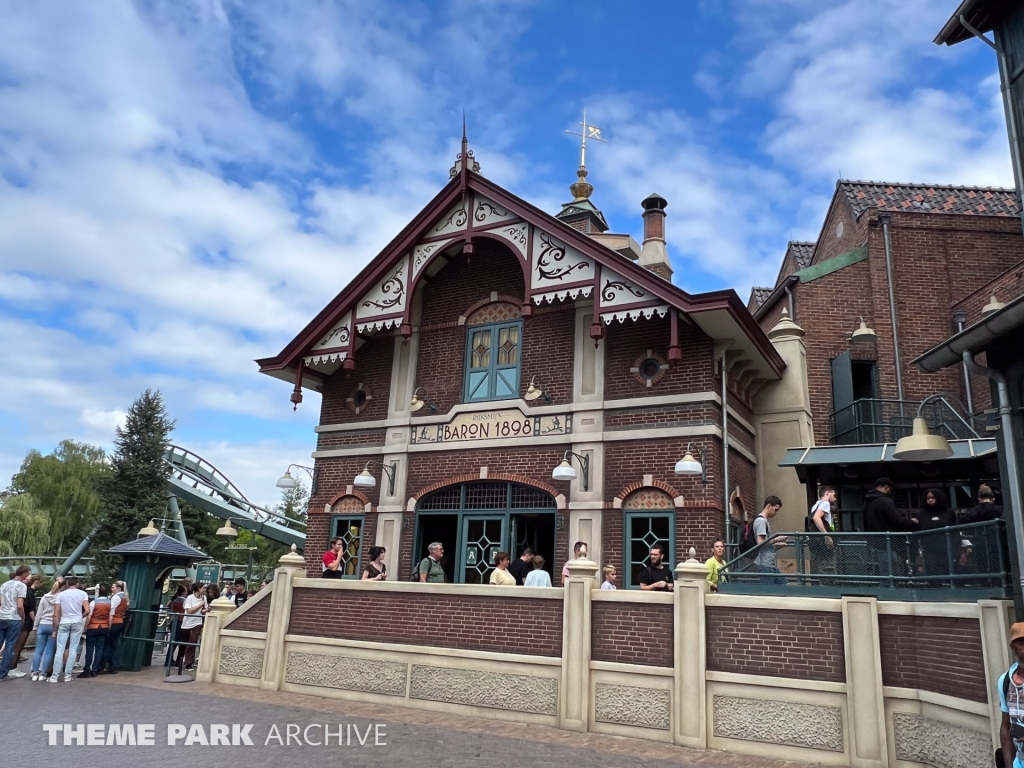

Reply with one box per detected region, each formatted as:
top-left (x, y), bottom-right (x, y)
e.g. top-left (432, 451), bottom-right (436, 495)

top-left (565, 109), bottom-right (605, 200)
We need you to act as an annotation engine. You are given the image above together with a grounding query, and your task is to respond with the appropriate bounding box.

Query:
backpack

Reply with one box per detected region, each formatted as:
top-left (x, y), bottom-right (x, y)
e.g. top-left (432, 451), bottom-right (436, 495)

top-left (805, 501), bottom-right (826, 533)
top-left (737, 517), bottom-right (761, 555)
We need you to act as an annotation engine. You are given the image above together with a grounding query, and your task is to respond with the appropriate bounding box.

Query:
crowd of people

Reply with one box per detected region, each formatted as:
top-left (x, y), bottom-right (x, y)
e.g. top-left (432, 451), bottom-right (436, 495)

top-left (0, 569), bottom-right (129, 683)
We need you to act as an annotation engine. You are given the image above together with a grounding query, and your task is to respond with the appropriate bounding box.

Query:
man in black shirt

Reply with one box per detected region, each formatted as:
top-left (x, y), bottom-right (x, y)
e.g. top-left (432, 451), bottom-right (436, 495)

top-left (508, 548), bottom-right (534, 586)
top-left (639, 544), bottom-right (674, 591)
top-left (228, 578), bottom-right (248, 608)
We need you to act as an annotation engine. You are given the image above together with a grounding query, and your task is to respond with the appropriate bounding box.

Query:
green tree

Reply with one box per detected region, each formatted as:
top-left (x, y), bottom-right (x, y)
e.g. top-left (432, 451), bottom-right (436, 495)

top-left (0, 493), bottom-right (50, 557)
top-left (10, 440), bottom-right (108, 555)
top-left (91, 389), bottom-right (175, 580)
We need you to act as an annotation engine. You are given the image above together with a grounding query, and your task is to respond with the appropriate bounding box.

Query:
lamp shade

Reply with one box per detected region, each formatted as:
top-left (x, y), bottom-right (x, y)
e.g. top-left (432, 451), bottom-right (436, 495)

top-left (524, 382), bottom-right (544, 401)
top-left (674, 452), bottom-right (703, 475)
top-left (893, 417), bottom-right (954, 462)
top-left (410, 395), bottom-right (424, 412)
top-left (138, 519), bottom-right (160, 537)
top-left (551, 459), bottom-right (576, 481)
top-left (215, 521), bottom-right (238, 538)
top-left (353, 468), bottom-right (377, 488)
top-left (276, 471), bottom-right (298, 489)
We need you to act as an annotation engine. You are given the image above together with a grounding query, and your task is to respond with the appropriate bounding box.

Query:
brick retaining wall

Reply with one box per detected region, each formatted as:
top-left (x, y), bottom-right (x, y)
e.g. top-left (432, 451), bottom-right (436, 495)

top-left (878, 614), bottom-right (986, 703)
top-left (591, 601), bottom-right (674, 668)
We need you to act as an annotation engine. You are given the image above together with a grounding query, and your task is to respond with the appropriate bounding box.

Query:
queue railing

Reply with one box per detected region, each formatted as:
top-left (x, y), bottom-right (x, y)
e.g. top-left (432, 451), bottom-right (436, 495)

top-left (717, 519), bottom-right (1009, 601)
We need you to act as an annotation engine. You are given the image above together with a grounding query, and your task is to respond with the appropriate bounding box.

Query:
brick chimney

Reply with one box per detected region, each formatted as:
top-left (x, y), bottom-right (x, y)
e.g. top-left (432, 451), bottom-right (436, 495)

top-left (639, 193), bottom-right (672, 281)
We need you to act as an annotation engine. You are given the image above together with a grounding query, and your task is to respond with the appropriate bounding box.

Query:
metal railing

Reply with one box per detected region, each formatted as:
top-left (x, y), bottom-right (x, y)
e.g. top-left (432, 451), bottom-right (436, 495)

top-left (0, 556), bottom-right (95, 578)
top-left (828, 397), bottom-right (981, 445)
top-left (718, 519), bottom-right (1009, 601)
top-left (120, 608), bottom-right (201, 678)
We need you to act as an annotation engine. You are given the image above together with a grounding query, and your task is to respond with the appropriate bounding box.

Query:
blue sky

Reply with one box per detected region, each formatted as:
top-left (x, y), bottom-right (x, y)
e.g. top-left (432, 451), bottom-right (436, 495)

top-left (0, 0), bottom-right (1013, 505)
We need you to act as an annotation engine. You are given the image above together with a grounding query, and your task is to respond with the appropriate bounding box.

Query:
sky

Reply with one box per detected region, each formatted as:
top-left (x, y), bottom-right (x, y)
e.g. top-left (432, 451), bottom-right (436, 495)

top-left (0, 0), bottom-right (1014, 507)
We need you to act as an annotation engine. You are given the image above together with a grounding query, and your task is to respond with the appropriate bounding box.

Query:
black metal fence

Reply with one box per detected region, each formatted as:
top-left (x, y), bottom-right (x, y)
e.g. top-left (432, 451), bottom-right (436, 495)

top-left (828, 397), bottom-right (981, 445)
top-left (718, 519), bottom-right (1009, 601)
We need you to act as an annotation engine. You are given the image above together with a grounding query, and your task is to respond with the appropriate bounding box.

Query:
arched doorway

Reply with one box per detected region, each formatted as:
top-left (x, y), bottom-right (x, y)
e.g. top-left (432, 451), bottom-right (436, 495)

top-left (415, 481), bottom-right (556, 584)
top-left (623, 488), bottom-right (676, 590)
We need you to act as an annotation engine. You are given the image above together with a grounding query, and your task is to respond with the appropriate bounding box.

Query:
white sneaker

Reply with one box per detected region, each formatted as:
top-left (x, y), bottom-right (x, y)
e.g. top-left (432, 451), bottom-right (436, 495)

top-left (30, 672), bottom-right (38, 681)
top-left (8, 670), bottom-right (26, 679)
top-left (61, 675), bottom-right (72, 683)
top-left (46, 676), bottom-right (59, 683)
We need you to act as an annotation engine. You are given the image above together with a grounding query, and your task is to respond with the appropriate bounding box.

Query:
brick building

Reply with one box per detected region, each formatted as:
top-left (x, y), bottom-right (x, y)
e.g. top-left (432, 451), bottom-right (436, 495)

top-left (257, 137), bottom-right (784, 586)
top-left (748, 180), bottom-right (1024, 530)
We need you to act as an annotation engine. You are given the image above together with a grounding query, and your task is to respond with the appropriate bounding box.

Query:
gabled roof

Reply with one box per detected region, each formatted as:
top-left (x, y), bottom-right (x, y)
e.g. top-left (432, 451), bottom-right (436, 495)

top-left (748, 286), bottom-right (773, 312)
top-left (256, 156), bottom-right (785, 385)
top-left (105, 532), bottom-right (207, 559)
top-left (838, 180), bottom-right (1019, 218)
top-left (772, 240), bottom-right (817, 290)
top-left (935, 0), bottom-right (1019, 46)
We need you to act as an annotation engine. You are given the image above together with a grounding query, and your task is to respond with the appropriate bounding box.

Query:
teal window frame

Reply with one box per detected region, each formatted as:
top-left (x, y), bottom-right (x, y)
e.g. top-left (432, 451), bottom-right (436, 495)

top-left (624, 511), bottom-right (676, 590)
top-left (328, 514), bottom-right (365, 579)
top-left (463, 320), bottom-right (522, 403)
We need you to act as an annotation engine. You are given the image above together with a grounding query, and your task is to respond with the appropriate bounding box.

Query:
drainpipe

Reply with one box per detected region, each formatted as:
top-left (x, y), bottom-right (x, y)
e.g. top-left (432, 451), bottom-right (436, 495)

top-left (784, 282), bottom-right (796, 323)
top-left (952, 312), bottom-right (975, 417)
top-left (721, 353), bottom-right (730, 550)
top-left (879, 213), bottom-right (904, 402)
top-left (963, 350), bottom-right (1024, 601)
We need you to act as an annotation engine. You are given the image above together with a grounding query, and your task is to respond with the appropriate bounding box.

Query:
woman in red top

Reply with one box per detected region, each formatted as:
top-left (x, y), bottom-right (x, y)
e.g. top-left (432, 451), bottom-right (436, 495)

top-left (322, 537), bottom-right (344, 579)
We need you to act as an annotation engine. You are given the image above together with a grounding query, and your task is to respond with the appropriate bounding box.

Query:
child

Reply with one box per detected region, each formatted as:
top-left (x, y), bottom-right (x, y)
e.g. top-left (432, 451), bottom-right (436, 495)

top-left (524, 555), bottom-right (552, 587)
top-left (600, 565), bottom-right (617, 590)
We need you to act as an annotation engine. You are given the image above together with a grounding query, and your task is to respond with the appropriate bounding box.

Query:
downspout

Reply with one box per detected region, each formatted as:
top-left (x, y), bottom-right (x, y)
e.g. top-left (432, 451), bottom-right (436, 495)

top-left (963, 350), bottom-right (1024, 602)
top-left (784, 282), bottom-right (796, 323)
top-left (953, 313), bottom-right (975, 417)
top-left (721, 354), bottom-right (730, 551)
top-left (879, 213), bottom-right (905, 401)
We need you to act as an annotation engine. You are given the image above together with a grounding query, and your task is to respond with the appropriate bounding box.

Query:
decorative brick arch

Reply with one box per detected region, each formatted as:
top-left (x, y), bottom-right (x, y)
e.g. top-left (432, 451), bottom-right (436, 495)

top-left (408, 473), bottom-right (564, 510)
top-left (610, 481), bottom-right (684, 512)
top-left (623, 488), bottom-right (675, 510)
top-left (327, 489), bottom-right (371, 510)
top-left (460, 294), bottom-right (524, 324)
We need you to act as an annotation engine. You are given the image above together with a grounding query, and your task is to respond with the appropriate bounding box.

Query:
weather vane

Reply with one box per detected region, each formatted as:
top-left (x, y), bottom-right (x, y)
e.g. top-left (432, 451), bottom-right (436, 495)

top-left (565, 109), bottom-right (605, 170)
top-left (565, 109), bottom-right (605, 201)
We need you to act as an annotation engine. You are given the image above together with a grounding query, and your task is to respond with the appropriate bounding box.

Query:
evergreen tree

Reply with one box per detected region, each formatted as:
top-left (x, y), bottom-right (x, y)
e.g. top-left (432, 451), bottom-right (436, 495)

top-left (92, 389), bottom-right (175, 580)
top-left (9, 440), bottom-right (108, 555)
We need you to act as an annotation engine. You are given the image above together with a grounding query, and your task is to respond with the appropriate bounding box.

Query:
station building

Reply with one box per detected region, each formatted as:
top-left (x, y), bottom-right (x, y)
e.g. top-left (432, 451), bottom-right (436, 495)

top-left (257, 138), bottom-right (787, 585)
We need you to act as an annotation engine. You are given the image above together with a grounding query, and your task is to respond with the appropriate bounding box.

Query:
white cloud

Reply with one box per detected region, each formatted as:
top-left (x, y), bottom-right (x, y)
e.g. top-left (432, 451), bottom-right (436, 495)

top-left (79, 407), bottom-right (128, 438)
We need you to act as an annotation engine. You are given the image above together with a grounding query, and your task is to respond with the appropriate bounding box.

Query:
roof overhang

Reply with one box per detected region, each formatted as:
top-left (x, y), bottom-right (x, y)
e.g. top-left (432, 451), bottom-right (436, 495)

top-left (934, 0), bottom-right (1016, 46)
top-left (914, 291), bottom-right (1024, 373)
top-left (780, 438), bottom-right (998, 468)
top-left (257, 166), bottom-right (786, 389)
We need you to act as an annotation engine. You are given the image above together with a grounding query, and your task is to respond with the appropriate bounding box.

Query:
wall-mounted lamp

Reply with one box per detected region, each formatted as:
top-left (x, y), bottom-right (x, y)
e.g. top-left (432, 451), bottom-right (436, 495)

top-left (410, 387), bottom-right (437, 412)
top-left (551, 450), bottom-right (589, 491)
top-left (524, 376), bottom-right (551, 402)
top-left (674, 443), bottom-right (708, 485)
top-left (276, 463), bottom-right (317, 495)
top-left (893, 394), bottom-right (954, 462)
top-left (982, 294), bottom-right (1006, 315)
top-left (850, 317), bottom-right (876, 341)
top-left (354, 460), bottom-right (398, 496)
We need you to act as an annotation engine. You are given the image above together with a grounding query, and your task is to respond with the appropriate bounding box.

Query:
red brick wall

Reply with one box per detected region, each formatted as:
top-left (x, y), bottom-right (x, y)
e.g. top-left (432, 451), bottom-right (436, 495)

top-left (591, 601), bottom-right (674, 667)
top-left (316, 429), bottom-right (387, 450)
top-left (319, 334), bottom-right (394, 425)
top-left (677, 506), bottom-right (726, 564)
top-left (878, 614), bottom-right (986, 703)
top-left (605, 438), bottom-right (720, 505)
top-left (305, 455), bottom-right (381, 574)
top-left (604, 316), bottom-right (714, 400)
top-left (706, 607), bottom-right (846, 682)
top-left (288, 587), bottom-right (563, 657)
top-left (605, 403), bottom-right (716, 431)
top-left (224, 594), bottom-right (270, 632)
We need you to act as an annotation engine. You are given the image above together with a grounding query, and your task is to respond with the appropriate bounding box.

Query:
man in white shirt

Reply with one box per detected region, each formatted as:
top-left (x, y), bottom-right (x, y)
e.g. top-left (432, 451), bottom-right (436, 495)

top-left (49, 576), bottom-right (90, 683)
top-left (808, 487), bottom-right (837, 582)
top-left (180, 584), bottom-right (207, 670)
top-left (0, 565), bottom-right (31, 680)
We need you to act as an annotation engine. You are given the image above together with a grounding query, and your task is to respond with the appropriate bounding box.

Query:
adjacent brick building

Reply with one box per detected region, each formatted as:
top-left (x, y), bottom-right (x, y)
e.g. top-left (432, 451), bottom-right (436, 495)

top-left (749, 180), bottom-right (1023, 529)
top-left (257, 139), bottom-right (785, 586)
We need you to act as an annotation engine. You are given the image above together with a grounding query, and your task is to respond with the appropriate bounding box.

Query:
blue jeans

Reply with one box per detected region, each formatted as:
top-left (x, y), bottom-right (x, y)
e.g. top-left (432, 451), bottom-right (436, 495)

top-left (54, 621), bottom-right (84, 680)
top-left (31, 623), bottom-right (55, 675)
top-left (84, 628), bottom-right (107, 673)
top-left (757, 562), bottom-right (787, 585)
top-left (0, 618), bottom-right (23, 678)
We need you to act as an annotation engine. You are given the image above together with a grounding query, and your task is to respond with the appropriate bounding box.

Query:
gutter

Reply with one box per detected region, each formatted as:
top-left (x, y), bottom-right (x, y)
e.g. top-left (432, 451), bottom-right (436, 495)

top-left (752, 275), bottom-right (797, 322)
top-left (914, 291), bottom-right (1024, 373)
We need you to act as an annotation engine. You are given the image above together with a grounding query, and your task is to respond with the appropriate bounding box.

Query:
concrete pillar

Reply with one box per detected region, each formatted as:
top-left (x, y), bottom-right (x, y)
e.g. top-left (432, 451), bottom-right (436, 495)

top-left (979, 600), bottom-right (1014, 752)
top-left (195, 596), bottom-right (234, 683)
top-left (842, 596), bottom-right (889, 768)
top-left (560, 557), bottom-right (598, 732)
top-left (375, 512), bottom-right (403, 580)
top-left (674, 549), bottom-right (709, 748)
top-left (259, 545), bottom-right (305, 692)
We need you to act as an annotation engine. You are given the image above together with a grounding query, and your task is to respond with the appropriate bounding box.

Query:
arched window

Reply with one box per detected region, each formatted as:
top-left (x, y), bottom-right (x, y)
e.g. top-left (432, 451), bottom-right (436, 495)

top-left (329, 496), bottom-right (365, 578)
top-left (623, 488), bottom-right (676, 589)
top-left (464, 303), bottom-right (522, 402)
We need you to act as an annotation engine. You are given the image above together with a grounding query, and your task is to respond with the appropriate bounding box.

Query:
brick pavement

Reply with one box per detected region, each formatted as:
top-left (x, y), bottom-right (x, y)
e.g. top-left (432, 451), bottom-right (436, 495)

top-left (0, 664), bottom-right (825, 768)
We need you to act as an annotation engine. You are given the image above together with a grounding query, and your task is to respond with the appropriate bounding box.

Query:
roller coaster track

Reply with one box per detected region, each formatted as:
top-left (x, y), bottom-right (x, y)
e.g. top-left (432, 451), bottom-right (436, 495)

top-left (165, 445), bottom-right (306, 551)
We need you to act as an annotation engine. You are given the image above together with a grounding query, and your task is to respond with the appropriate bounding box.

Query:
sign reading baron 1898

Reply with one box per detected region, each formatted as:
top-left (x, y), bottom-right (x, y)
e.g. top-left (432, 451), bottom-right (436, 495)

top-left (410, 408), bottom-right (572, 445)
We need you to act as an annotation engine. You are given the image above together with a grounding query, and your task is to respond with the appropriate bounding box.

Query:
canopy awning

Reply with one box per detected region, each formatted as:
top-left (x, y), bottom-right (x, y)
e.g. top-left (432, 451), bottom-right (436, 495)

top-left (780, 438), bottom-right (998, 467)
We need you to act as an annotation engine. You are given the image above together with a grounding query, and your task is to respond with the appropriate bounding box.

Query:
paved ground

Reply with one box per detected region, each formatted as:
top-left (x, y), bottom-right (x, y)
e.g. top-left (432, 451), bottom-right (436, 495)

top-left (1, 659), bottom-right (824, 768)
